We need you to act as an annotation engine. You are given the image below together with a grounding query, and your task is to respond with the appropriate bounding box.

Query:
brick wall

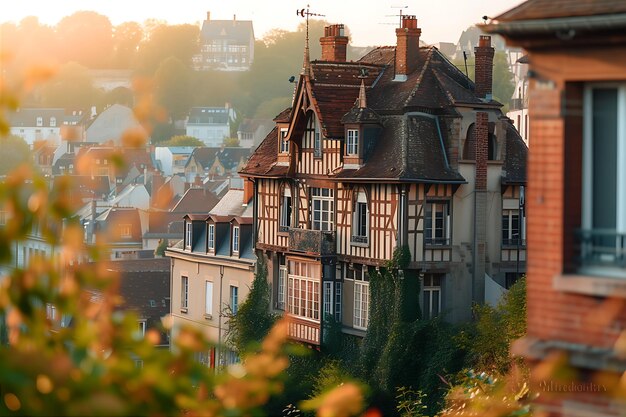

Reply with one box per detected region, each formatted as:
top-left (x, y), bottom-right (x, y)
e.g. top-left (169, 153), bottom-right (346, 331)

top-left (474, 36), bottom-right (494, 99)
top-left (320, 24), bottom-right (348, 62)
top-left (395, 16), bottom-right (421, 77)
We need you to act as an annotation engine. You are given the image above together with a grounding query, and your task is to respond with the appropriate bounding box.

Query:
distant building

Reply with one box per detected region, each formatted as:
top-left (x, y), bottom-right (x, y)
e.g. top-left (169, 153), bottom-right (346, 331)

top-left (8, 108), bottom-right (74, 146)
top-left (193, 12), bottom-right (254, 72)
top-left (506, 55), bottom-right (529, 145)
top-left (186, 107), bottom-right (234, 147)
top-left (167, 188), bottom-right (255, 367)
top-left (237, 118), bottom-right (273, 148)
top-left (86, 104), bottom-right (148, 145)
top-left (155, 146), bottom-right (196, 176)
top-left (184, 147), bottom-right (251, 183)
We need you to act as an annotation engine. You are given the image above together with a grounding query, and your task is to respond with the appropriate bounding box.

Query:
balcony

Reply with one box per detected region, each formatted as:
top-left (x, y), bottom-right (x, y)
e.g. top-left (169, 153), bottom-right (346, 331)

top-left (578, 229), bottom-right (626, 275)
top-left (287, 315), bottom-right (320, 346)
top-left (288, 228), bottom-right (335, 256)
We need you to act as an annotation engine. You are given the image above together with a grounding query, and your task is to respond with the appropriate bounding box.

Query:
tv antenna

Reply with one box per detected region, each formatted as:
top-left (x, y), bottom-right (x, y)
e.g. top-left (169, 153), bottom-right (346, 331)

top-left (297, 5), bottom-right (325, 77)
top-left (389, 5), bottom-right (409, 27)
top-left (297, 5), bottom-right (325, 44)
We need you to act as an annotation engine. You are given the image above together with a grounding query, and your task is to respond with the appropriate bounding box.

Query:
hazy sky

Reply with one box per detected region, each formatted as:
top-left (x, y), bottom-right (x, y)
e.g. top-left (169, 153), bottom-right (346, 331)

top-left (3, 0), bottom-right (523, 46)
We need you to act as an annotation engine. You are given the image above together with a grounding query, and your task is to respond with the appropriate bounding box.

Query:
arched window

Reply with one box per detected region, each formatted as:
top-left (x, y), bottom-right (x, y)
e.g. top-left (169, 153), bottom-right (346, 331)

top-left (306, 113), bottom-right (322, 157)
top-left (463, 123), bottom-right (476, 160)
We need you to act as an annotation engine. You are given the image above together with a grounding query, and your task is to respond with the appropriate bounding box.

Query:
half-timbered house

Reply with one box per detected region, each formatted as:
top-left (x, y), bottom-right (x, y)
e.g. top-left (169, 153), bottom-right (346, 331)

top-left (240, 18), bottom-right (528, 346)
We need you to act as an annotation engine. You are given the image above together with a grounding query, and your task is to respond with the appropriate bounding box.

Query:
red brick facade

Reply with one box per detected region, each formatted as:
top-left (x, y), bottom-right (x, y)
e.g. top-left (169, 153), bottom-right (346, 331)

top-left (474, 36), bottom-right (494, 99)
top-left (474, 112), bottom-right (488, 190)
top-left (320, 24), bottom-right (348, 62)
top-left (395, 16), bottom-right (421, 78)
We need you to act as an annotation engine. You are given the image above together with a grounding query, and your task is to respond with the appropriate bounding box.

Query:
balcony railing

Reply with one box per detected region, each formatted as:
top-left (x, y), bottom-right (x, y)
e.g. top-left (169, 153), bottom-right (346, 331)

top-left (578, 229), bottom-right (626, 272)
top-left (288, 228), bottom-right (335, 256)
top-left (424, 237), bottom-right (451, 246)
top-left (351, 235), bottom-right (369, 245)
top-left (502, 238), bottom-right (526, 247)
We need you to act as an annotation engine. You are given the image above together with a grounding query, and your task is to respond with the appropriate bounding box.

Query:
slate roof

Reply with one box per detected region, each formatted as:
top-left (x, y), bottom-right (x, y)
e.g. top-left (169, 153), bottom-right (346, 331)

top-left (8, 108), bottom-right (66, 127)
top-left (495, 0), bottom-right (626, 21)
top-left (171, 187), bottom-right (220, 214)
top-left (502, 122), bottom-right (528, 184)
top-left (209, 189), bottom-right (252, 219)
top-left (201, 19), bottom-right (254, 44)
top-left (187, 107), bottom-right (230, 125)
top-left (95, 207), bottom-right (143, 243)
top-left (185, 147), bottom-right (252, 171)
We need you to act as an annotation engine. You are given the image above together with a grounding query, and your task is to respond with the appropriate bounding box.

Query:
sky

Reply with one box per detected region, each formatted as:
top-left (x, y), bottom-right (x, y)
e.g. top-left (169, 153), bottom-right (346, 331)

top-left (2, 0), bottom-right (524, 46)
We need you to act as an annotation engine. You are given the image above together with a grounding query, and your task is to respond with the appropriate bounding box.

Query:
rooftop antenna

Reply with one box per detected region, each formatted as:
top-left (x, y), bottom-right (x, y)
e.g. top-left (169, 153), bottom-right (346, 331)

top-left (389, 5), bottom-right (409, 27)
top-left (297, 5), bottom-right (325, 78)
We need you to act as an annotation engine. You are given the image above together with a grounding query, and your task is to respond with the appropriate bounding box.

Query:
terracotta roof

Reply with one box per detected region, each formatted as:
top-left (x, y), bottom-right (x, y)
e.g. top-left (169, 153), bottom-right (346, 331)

top-left (273, 107), bottom-right (292, 122)
top-left (239, 127), bottom-right (289, 177)
top-left (495, 0), bottom-right (626, 21)
top-left (502, 122), bottom-right (528, 184)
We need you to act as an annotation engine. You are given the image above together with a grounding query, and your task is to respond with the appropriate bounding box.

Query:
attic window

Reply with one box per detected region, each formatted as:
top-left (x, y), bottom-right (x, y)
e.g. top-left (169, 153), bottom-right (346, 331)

top-left (347, 129), bottom-right (359, 156)
top-left (280, 128), bottom-right (289, 154)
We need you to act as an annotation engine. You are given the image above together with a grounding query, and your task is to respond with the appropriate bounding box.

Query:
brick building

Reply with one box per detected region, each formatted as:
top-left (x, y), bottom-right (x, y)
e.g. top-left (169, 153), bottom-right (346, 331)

top-left (484, 1), bottom-right (626, 415)
top-left (240, 18), bottom-right (527, 346)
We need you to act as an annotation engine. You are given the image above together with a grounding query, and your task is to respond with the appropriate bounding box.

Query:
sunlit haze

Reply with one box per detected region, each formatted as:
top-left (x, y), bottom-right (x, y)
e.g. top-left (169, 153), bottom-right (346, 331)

top-left (4, 0), bottom-right (524, 46)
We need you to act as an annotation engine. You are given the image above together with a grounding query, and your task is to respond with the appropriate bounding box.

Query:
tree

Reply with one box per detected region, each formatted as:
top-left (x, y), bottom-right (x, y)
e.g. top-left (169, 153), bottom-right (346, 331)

top-left (39, 62), bottom-right (103, 110)
top-left (154, 57), bottom-right (192, 122)
top-left (112, 21), bottom-right (144, 69)
top-left (160, 135), bottom-right (204, 147)
top-left (226, 255), bottom-right (276, 354)
top-left (0, 135), bottom-right (32, 175)
top-left (135, 24), bottom-right (199, 74)
top-left (56, 11), bottom-right (114, 68)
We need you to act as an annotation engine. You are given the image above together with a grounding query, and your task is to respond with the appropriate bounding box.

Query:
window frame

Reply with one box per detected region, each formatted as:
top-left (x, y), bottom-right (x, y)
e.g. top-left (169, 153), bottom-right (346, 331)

top-left (232, 225), bottom-right (240, 253)
top-left (424, 201), bottom-right (451, 246)
top-left (207, 223), bottom-right (215, 251)
top-left (422, 274), bottom-right (442, 320)
top-left (205, 281), bottom-right (214, 317)
top-left (352, 265), bottom-right (369, 330)
top-left (347, 129), bottom-right (359, 156)
top-left (579, 83), bottom-right (626, 277)
top-left (311, 188), bottom-right (334, 232)
top-left (181, 276), bottom-right (189, 311)
top-left (280, 187), bottom-right (292, 232)
top-left (280, 128), bottom-right (289, 154)
top-left (230, 285), bottom-right (239, 315)
top-left (277, 264), bottom-right (287, 310)
top-left (185, 222), bottom-right (192, 249)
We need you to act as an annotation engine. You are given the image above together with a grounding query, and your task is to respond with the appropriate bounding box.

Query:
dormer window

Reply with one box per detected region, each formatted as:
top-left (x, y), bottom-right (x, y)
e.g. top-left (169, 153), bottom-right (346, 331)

top-left (185, 222), bottom-right (192, 249)
top-left (280, 128), bottom-right (289, 154)
top-left (50, 117), bottom-right (56, 127)
top-left (232, 225), bottom-right (240, 253)
top-left (347, 129), bottom-right (359, 155)
top-left (36, 117), bottom-right (43, 127)
top-left (207, 223), bottom-right (215, 251)
top-left (351, 191), bottom-right (369, 245)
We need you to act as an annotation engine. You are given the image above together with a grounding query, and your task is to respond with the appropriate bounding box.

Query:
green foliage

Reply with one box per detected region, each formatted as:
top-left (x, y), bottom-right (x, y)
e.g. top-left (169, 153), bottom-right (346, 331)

top-left (154, 239), bottom-right (168, 257)
top-left (56, 11), bottom-right (114, 69)
top-left (457, 278), bottom-right (527, 375)
top-left (395, 386), bottom-right (428, 417)
top-left (40, 62), bottom-right (103, 110)
top-left (0, 135), bottom-right (32, 176)
top-left (160, 135), bottom-right (204, 147)
top-left (226, 254), bottom-right (277, 354)
top-left (135, 24), bottom-right (200, 74)
top-left (223, 137), bottom-right (240, 147)
top-left (154, 57), bottom-right (193, 121)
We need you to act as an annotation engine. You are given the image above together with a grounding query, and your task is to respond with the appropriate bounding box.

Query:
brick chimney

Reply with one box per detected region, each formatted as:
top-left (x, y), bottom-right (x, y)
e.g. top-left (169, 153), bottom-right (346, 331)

top-left (474, 35), bottom-right (495, 100)
top-left (395, 15), bottom-right (421, 81)
top-left (320, 24), bottom-right (349, 62)
top-left (206, 11), bottom-right (210, 21)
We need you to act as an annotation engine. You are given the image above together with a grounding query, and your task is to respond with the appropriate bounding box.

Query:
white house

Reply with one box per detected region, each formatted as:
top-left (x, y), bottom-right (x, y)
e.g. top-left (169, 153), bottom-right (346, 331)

top-left (8, 108), bottom-right (66, 146)
top-left (186, 107), bottom-right (234, 147)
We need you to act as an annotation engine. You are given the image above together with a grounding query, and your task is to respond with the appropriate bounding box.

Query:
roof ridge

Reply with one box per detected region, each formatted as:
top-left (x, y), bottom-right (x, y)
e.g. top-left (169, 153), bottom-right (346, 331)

top-left (403, 47), bottom-right (436, 108)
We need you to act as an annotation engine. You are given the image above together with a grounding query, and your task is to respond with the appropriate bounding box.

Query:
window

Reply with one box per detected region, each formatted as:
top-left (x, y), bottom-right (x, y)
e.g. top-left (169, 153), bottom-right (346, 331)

top-left (205, 281), bottom-right (213, 317)
top-left (36, 117), bottom-right (43, 127)
top-left (230, 286), bottom-right (238, 315)
top-left (314, 132), bottom-right (322, 157)
top-left (351, 264), bottom-right (369, 330)
top-left (208, 224), bottom-right (215, 251)
top-left (277, 265), bottom-right (287, 310)
top-left (138, 320), bottom-right (146, 337)
top-left (287, 260), bottom-right (320, 320)
top-left (185, 222), bottom-right (192, 249)
top-left (120, 224), bottom-right (132, 239)
top-left (311, 188), bottom-right (334, 231)
top-left (46, 304), bottom-right (56, 321)
top-left (580, 85), bottom-right (626, 277)
top-left (323, 281), bottom-right (333, 318)
top-left (181, 276), bottom-right (189, 310)
top-left (424, 202), bottom-right (450, 245)
top-left (280, 187), bottom-right (292, 232)
top-left (422, 274), bottom-right (442, 319)
top-left (502, 209), bottom-right (525, 246)
top-left (50, 117), bottom-right (56, 127)
top-left (351, 192), bottom-right (369, 244)
top-left (347, 129), bottom-right (359, 155)
top-left (280, 128), bottom-right (289, 153)
top-left (334, 282), bottom-right (342, 322)
top-left (232, 226), bottom-right (240, 253)
top-left (0, 211), bottom-right (7, 226)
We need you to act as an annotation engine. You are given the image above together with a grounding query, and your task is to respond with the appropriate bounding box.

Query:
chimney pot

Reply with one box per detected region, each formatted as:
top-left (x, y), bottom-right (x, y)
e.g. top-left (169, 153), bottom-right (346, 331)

top-left (206, 11), bottom-right (210, 21)
top-left (320, 24), bottom-right (349, 62)
top-left (395, 16), bottom-right (421, 80)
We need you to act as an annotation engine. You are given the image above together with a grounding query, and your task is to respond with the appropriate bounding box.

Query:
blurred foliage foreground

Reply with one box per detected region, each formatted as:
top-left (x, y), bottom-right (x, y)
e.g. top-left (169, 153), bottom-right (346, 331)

top-left (0, 63), bottom-right (365, 417)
